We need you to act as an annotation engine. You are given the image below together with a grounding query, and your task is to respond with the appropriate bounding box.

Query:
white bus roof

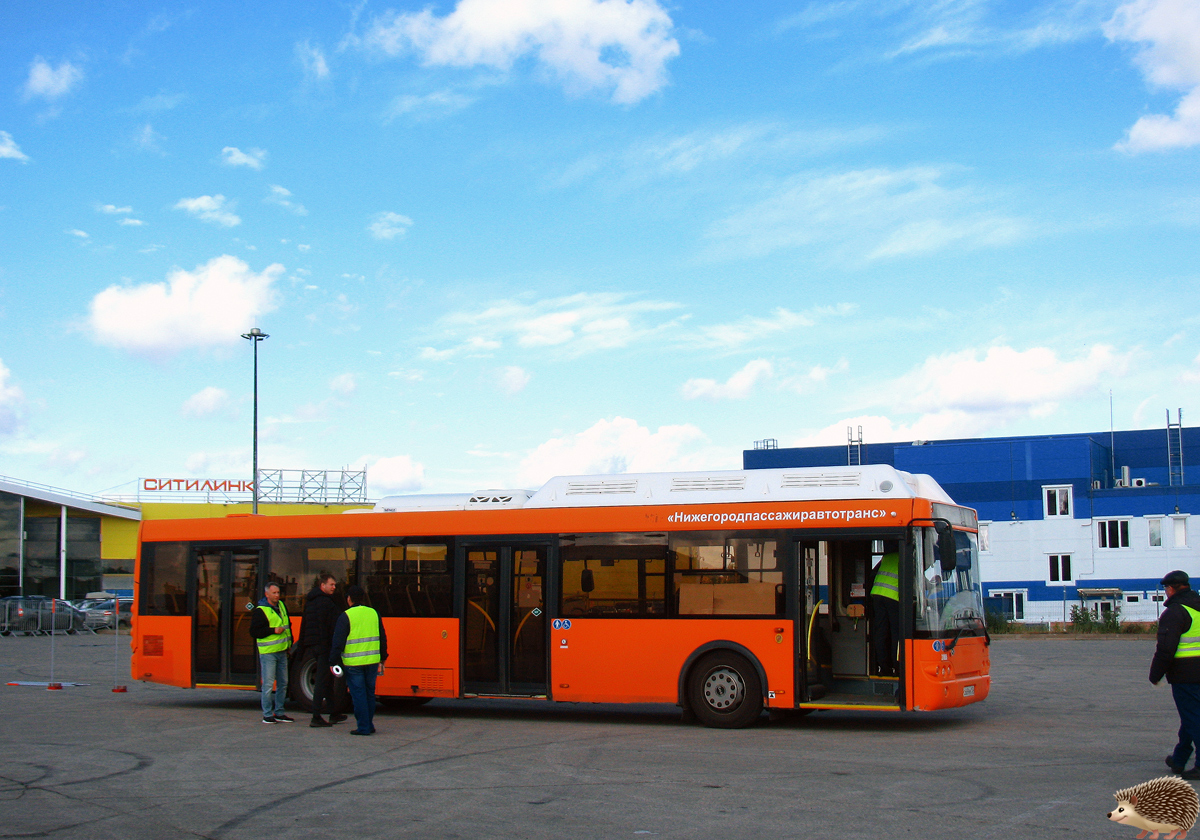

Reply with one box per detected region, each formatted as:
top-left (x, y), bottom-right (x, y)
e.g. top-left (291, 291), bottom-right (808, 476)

top-left (371, 465), bottom-right (955, 512)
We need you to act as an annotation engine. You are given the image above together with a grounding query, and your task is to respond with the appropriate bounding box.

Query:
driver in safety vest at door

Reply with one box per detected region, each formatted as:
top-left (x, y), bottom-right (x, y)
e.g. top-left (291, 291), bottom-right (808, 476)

top-left (869, 550), bottom-right (901, 677)
top-left (330, 585), bottom-right (388, 736)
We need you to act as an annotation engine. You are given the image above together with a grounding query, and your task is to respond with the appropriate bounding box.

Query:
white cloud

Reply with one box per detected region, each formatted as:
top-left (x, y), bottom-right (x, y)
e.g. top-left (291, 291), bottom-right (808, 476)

top-left (707, 166), bottom-right (1025, 262)
top-left (366, 454), bottom-right (425, 493)
top-left (498, 365), bottom-right (531, 394)
top-left (426, 292), bottom-right (682, 359)
top-left (0, 360), bottom-right (27, 435)
top-left (98, 204), bottom-right (132, 214)
top-left (175, 194), bottom-right (241, 227)
top-left (67, 229), bottom-right (89, 239)
top-left (119, 218), bottom-right (146, 226)
top-left (516, 416), bottom-right (711, 486)
top-left (688, 306), bottom-right (856, 350)
top-left (792, 344), bottom-right (1131, 446)
top-left (265, 184), bottom-right (308, 215)
top-left (329, 373), bottom-right (357, 396)
top-left (1106, 0), bottom-right (1200, 152)
top-left (0, 132), bottom-right (30, 163)
top-left (23, 57), bottom-right (83, 101)
top-left (386, 90), bottom-right (475, 121)
top-left (182, 386), bottom-right (233, 418)
top-left (136, 124), bottom-right (165, 154)
top-left (364, 0), bottom-right (679, 105)
top-left (87, 255), bottom-right (282, 355)
top-left (296, 40), bottom-right (330, 80)
top-left (682, 359), bottom-right (774, 401)
top-left (134, 92), bottom-right (184, 112)
top-left (369, 211), bottom-right (413, 240)
top-left (221, 146), bottom-right (267, 169)
top-left (896, 345), bottom-right (1127, 419)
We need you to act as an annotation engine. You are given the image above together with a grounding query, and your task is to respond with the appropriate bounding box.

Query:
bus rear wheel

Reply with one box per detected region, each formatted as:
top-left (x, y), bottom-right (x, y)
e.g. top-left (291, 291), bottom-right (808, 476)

top-left (687, 651), bottom-right (763, 729)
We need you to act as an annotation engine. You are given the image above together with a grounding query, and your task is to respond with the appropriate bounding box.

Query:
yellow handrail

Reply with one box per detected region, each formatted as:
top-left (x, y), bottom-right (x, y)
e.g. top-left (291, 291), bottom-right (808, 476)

top-left (806, 599), bottom-right (824, 666)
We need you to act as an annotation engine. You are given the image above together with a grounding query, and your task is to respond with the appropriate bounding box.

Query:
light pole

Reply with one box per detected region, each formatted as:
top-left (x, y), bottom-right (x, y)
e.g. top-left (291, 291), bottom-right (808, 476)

top-left (241, 327), bottom-right (269, 513)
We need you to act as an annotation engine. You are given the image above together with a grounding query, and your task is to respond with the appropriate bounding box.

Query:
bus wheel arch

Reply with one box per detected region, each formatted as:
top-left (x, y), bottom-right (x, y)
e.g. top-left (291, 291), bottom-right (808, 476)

top-left (679, 642), bottom-right (767, 729)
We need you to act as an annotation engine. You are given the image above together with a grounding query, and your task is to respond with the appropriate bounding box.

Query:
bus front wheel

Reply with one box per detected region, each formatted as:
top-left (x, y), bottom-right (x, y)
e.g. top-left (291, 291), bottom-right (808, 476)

top-left (686, 651), bottom-right (763, 729)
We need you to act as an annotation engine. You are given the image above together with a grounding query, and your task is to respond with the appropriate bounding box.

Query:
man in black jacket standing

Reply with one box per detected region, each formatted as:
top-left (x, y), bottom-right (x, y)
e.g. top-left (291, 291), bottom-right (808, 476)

top-left (299, 573), bottom-right (346, 727)
top-left (1151, 569), bottom-right (1200, 780)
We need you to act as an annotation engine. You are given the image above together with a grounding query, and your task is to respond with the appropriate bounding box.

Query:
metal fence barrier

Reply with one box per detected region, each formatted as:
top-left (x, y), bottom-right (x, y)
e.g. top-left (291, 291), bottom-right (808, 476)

top-left (0, 599), bottom-right (88, 636)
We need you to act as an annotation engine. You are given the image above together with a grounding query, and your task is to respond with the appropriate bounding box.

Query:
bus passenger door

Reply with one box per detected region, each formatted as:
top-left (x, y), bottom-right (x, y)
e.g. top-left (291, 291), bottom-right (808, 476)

top-left (193, 548), bottom-right (262, 686)
top-left (461, 543), bottom-right (549, 696)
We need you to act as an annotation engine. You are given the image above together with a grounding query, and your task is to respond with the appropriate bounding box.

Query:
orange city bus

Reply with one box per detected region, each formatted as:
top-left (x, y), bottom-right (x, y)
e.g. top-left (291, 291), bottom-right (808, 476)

top-left (131, 465), bottom-right (989, 728)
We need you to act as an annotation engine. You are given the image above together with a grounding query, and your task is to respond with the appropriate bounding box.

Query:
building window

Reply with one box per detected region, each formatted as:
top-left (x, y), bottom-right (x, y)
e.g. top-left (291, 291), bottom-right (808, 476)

top-left (1175, 517), bottom-right (1189, 548)
top-left (978, 523), bottom-right (990, 552)
top-left (989, 590), bottom-right (1024, 620)
top-left (1044, 486), bottom-right (1072, 518)
top-left (1127, 595), bottom-right (1140, 603)
top-left (1097, 519), bottom-right (1130, 549)
top-left (1049, 554), bottom-right (1072, 583)
top-left (1149, 518), bottom-right (1163, 548)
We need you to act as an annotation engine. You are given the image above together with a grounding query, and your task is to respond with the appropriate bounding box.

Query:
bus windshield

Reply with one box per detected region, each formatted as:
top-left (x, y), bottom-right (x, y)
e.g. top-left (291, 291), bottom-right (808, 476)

top-left (913, 527), bottom-right (985, 637)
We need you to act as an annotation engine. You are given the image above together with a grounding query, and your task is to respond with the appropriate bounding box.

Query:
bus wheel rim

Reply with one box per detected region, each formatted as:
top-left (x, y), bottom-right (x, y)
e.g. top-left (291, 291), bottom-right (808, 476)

top-left (702, 667), bottom-right (744, 710)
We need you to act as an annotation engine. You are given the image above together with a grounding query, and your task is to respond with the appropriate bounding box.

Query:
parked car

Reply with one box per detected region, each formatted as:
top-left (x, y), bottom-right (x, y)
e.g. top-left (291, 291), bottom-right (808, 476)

top-left (0, 596), bottom-right (86, 635)
top-left (85, 598), bottom-right (133, 630)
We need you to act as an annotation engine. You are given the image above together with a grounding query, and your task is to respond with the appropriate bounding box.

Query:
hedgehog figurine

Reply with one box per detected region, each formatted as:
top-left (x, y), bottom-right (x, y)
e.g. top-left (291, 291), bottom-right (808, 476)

top-left (1108, 776), bottom-right (1199, 839)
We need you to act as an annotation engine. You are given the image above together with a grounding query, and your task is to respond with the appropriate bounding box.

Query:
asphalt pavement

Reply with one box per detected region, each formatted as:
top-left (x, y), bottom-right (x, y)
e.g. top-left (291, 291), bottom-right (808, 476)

top-left (0, 632), bottom-right (1177, 839)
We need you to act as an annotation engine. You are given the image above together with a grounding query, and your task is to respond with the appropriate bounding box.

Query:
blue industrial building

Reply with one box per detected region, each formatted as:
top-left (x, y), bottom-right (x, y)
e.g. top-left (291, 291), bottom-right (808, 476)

top-left (744, 424), bottom-right (1199, 625)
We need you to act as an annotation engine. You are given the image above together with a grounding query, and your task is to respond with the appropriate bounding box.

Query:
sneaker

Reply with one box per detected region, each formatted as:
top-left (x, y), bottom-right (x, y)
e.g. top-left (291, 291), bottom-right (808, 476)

top-left (274, 713), bottom-right (295, 723)
top-left (1168, 756), bottom-right (1187, 774)
top-left (262, 716), bottom-right (277, 724)
top-left (310, 716), bottom-right (332, 728)
top-left (329, 713), bottom-right (348, 724)
top-left (1184, 767), bottom-right (1200, 781)
top-left (350, 729), bottom-right (372, 736)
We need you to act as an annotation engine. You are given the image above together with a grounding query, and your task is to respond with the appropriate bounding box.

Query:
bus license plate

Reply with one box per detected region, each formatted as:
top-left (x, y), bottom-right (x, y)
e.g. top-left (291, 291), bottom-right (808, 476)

top-left (963, 685), bottom-right (975, 697)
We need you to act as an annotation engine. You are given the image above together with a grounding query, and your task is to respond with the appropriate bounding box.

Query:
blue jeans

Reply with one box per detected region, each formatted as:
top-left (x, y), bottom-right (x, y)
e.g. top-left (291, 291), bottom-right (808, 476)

top-left (259, 651), bottom-right (289, 717)
top-left (344, 664), bottom-right (378, 734)
top-left (1172, 683), bottom-right (1200, 769)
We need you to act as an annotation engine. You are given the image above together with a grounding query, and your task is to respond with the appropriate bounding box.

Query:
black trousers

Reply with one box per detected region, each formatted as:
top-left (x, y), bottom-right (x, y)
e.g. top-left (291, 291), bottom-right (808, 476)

top-left (871, 595), bottom-right (901, 675)
top-left (311, 650), bottom-right (333, 716)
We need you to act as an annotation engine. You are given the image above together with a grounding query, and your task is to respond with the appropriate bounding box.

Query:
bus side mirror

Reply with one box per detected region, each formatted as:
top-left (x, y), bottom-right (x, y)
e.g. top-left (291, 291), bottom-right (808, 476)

top-left (936, 523), bottom-right (957, 572)
top-left (581, 569), bottom-right (595, 593)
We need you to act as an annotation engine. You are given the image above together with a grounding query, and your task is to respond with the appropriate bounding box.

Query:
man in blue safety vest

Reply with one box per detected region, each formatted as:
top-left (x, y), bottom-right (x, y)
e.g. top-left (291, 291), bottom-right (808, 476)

top-left (330, 585), bottom-right (388, 736)
top-left (249, 581), bottom-right (295, 724)
top-left (1151, 569), bottom-right (1200, 780)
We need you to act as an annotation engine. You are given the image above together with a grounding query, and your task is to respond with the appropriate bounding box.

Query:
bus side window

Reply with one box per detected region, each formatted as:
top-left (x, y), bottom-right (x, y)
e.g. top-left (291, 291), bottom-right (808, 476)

top-left (139, 542), bottom-right (189, 616)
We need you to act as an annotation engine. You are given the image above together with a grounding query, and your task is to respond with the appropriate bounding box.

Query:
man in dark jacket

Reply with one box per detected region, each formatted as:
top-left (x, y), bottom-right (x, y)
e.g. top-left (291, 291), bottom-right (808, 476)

top-left (299, 573), bottom-right (346, 727)
top-left (1151, 569), bottom-right (1200, 780)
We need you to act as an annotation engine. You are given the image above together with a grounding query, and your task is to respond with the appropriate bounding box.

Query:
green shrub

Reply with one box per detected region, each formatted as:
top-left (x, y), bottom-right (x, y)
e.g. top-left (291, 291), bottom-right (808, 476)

top-left (985, 610), bottom-right (1012, 634)
top-left (1099, 604), bottom-right (1122, 633)
top-left (1070, 603), bottom-right (1096, 632)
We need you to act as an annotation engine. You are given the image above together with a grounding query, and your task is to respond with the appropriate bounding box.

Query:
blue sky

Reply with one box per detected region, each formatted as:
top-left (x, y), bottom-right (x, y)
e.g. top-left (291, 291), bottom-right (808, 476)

top-left (1, 0), bottom-right (1198, 499)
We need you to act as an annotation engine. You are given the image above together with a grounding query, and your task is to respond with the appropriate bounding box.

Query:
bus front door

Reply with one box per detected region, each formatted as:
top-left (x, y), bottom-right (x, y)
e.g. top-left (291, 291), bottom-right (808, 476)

top-left (193, 548), bottom-right (262, 686)
top-left (461, 543), bottom-right (548, 696)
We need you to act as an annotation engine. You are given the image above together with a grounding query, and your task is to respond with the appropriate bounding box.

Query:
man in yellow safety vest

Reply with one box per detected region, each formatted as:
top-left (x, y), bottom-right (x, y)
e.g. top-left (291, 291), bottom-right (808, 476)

top-left (329, 585), bottom-right (388, 736)
top-left (869, 548), bottom-right (901, 677)
top-left (249, 581), bottom-right (294, 723)
top-left (1152, 569), bottom-right (1200, 780)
